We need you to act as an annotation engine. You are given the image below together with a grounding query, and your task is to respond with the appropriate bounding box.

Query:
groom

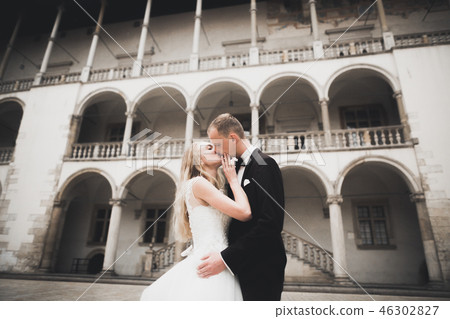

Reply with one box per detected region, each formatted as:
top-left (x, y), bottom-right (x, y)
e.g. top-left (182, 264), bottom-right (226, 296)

top-left (197, 113), bottom-right (287, 301)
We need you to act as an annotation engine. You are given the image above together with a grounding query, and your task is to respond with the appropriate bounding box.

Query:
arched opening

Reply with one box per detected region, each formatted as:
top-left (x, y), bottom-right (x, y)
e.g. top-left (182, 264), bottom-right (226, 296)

top-left (341, 161), bottom-right (427, 285)
top-left (328, 69), bottom-right (400, 130)
top-left (281, 166), bottom-right (332, 282)
top-left (260, 76), bottom-right (320, 134)
top-left (195, 81), bottom-right (258, 137)
top-left (54, 172), bottom-right (113, 274)
top-left (77, 92), bottom-right (128, 144)
top-left (134, 86), bottom-right (187, 138)
top-left (113, 169), bottom-right (176, 276)
top-left (0, 100), bottom-right (23, 163)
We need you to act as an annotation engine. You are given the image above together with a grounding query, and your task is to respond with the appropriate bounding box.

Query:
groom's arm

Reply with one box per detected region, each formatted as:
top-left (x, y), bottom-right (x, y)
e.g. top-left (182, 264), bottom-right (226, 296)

top-left (220, 156), bottom-right (284, 275)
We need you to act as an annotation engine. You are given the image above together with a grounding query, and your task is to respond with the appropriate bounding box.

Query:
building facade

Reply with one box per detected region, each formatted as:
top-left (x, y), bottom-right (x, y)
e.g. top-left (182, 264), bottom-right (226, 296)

top-left (0, 0), bottom-right (449, 288)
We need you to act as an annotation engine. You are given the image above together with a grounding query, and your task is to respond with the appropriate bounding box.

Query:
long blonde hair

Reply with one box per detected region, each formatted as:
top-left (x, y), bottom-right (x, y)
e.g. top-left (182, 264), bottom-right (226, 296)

top-left (172, 142), bottom-right (225, 242)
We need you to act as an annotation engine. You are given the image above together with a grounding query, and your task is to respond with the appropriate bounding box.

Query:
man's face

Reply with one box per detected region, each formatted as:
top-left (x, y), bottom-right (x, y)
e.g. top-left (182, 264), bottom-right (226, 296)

top-left (207, 127), bottom-right (236, 157)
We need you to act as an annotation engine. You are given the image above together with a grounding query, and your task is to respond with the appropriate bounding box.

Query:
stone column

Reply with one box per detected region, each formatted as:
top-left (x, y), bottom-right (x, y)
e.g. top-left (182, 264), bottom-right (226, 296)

top-left (132, 0), bottom-right (152, 77)
top-left (309, 0), bottom-right (324, 59)
top-left (81, 0), bottom-right (107, 82)
top-left (34, 5), bottom-right (64, 85)
top-left (376, 0), bottom-right (395, 50)
top-left (251, 103), bottom-right (260, 145)
top-left (410, 193), bottom-right (443, 285)
top-left (393, 91), bottom-right (411, 141)
top-left (102, 198), bottom-right (124, 275)
top-left (320, 99), bottom-right (331, 147)
top-left (327, 195), bottom-right (351, 284)
top-left (64, 115), bottom-right (82, 158)
top-left (249, 0), bottom-right (259, 65)
top-left (38, 200), bottom-right (66, 272)
top-left (0, 15), bottom-right (22, 80)
top-left (184, 110), bottom-right (195, 150)
top-left (189, 0), bottom-right (202, 71)
top-left (122, 111), bottom-right (136, 155)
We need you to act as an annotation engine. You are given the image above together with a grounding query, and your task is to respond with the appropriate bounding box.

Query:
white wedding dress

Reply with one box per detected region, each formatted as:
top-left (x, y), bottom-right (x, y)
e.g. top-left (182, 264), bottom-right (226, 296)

top-left (140, 176), bottom-right (243, 301)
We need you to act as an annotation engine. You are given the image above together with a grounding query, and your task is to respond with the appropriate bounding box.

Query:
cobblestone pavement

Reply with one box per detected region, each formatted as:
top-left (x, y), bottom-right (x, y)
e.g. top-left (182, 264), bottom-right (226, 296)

top-left (1, 279), bottom-right (449, 301)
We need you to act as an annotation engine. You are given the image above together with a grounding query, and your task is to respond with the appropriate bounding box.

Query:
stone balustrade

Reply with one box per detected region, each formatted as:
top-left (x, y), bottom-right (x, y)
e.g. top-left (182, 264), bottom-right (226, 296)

top-left (1, 30), bottom-right (449, 94)
top-left (259, 125), bottom-right (408, 153)
top-left (282, 230), bottom-right (334, 275)
top-left (0, 147), bottom-right (14, 163)
top-left (323, 38), bottom-right (384, 58)
top-left (71, 142), bottom-right (123, 160)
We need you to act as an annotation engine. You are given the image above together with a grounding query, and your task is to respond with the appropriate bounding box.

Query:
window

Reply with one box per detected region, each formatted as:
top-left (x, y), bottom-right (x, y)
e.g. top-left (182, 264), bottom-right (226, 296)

top-left (89, 207), bottom-right (111, 245)
top-left (352, 201), bottom-right (395, 249)
top-left (142, 208), bottom-right (168, 244)
top-left (341, 104), bottom-right (385, 129)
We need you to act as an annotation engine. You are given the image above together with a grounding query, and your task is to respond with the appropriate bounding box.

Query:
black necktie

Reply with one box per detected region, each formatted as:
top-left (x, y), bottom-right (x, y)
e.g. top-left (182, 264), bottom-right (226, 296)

top-left (235, 157), bottom-right (244, 174)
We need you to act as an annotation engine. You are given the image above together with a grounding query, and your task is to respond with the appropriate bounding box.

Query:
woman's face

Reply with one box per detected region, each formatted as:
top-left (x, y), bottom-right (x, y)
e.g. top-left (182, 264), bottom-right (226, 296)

top-left (199, 142), bottom-right (221, 168)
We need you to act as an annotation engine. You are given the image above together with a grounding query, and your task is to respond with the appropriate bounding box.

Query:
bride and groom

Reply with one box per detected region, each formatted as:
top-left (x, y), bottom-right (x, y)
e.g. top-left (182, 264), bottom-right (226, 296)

top-left (140, 113), bottom-right (286, 301)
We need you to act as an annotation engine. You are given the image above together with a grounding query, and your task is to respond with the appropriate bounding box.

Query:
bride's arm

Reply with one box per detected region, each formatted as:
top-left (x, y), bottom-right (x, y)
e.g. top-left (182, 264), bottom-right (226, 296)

top-left (192, 155), bottom-right (251, 222)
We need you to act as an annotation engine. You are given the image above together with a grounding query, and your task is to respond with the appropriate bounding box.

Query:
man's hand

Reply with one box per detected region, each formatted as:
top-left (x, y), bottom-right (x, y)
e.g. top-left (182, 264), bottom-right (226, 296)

top-left (197, 252), bottom-right (226, 278)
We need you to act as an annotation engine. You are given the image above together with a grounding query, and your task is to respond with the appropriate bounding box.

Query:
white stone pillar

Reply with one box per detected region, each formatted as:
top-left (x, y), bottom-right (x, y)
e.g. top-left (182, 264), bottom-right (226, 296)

top-left (132, 0), bottom-right (152, 77)
top-left (393, 91), bottom-right (411, 141)
top-left (251, 103), bottom-right (260, 145)
top-left (320, 99), bottom-right (331, 147)
top-left (327, 195), bottom-right (351, 284)
top-left (376, 0), bottom-right (389, 33)
top-left (34, 6), bottom-right (64, 85)
top-left (39, 200), bottom-right (66, 272)
top-left (184, 110), bottom-right (195, 150)
top-left (102, 198), bottom-right (124, 275)
top-left (81, 0), bottom-right (107, 82)
top-left (189, 0), bottom-right (202, 71)
top-left (309, 0), bottom-right (323, 59)
top-left (0, 15), bottom-right (22, 80)
top-left (249, 0), bottom-right (259, 65)
top-left (122, 111), bottom-right (136, 155)
top-left (410, 193), bottom-right (443, 285)
top-left (376, 0), bottom-right (395, 50)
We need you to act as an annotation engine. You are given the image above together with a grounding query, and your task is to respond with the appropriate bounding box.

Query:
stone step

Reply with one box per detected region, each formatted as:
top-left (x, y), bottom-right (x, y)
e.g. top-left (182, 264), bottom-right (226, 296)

top-left (284, 253), bottom-right (333, 283)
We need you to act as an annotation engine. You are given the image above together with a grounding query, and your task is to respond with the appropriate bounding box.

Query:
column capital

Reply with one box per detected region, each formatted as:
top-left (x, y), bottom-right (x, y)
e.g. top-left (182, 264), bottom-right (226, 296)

top-left (393, 91), bottom-right (402, 99)
top-left (319, 98), bottom-right (329, 106)
top-left (326, 195), bottom-right (343, 206)
top-left (109, 198), bottom-right (126, 207)
top-left (250, 102), bottom-right (259, 110)
top-left (410, 192), bottom-right (426, 203)
top-left (125, 111), bottom-right (136, 118)
top-left (308, 0), bottom-right (317, 5)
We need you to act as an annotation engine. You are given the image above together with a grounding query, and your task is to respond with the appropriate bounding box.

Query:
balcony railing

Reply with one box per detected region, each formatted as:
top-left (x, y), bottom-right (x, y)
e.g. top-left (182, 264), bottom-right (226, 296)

top-left (71, 142), bottom-right (123, 160)
top-left (323, 38), bottom-right (384, 58)
top-left (260, 47), bottom-right (315, 64)
top-left (40, 72), bottom-right (81, 85)
top-left (0, 78), bottom-right (33, 93)
top-left (395, 30), bottom-right (450, 48)
top-left (69, 139), bottom-right (185, 160)
top-left (1, 30), bottom-right (449, 94)
top-left (0, 147), bottom-right (14, 163)
top-left (259, 125), bottom-right (408, 153)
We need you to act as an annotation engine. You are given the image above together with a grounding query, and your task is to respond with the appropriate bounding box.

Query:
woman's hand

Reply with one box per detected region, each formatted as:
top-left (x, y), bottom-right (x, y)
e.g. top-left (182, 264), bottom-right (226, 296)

top-left (221, 153), bottom-right (238, 185)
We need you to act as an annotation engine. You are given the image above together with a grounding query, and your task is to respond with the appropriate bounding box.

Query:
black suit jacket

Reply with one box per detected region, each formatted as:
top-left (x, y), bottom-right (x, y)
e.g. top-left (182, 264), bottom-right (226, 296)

top-left (221, 148), bottom-right (287, 300)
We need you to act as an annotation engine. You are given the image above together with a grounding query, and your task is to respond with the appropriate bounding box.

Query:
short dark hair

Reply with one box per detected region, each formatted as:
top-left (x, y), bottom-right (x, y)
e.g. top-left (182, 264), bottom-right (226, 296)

top-left (208, 113), bottom-right (245, 139)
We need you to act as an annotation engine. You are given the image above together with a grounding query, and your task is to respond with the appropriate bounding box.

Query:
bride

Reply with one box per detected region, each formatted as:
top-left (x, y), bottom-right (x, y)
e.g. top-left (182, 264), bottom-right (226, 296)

top-left (140, 141), bottom-right (251, 301)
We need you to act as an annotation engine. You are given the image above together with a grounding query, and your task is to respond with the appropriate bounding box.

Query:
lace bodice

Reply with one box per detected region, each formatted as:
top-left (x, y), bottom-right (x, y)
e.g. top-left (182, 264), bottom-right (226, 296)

top-left (184, 176), bottom-right (231, 255)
